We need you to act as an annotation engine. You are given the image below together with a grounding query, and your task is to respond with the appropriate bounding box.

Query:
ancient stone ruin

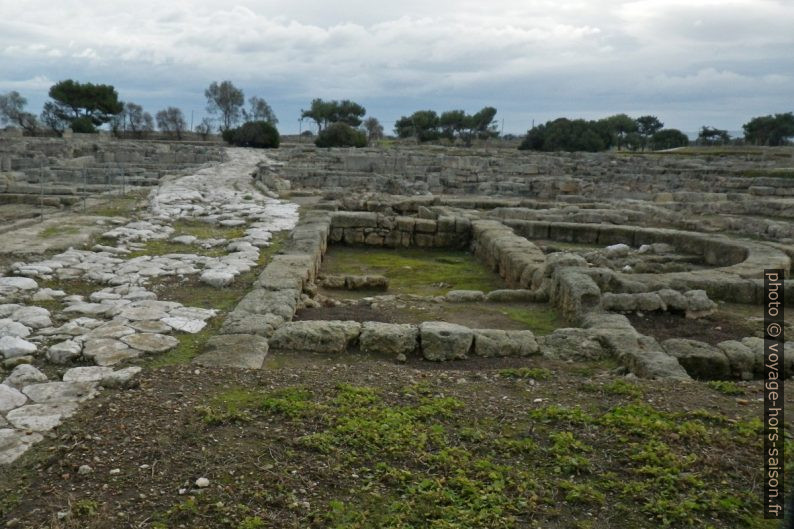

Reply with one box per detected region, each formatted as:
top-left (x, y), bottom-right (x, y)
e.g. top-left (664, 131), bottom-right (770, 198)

top-left (0, 137), bottom-right (792, 466)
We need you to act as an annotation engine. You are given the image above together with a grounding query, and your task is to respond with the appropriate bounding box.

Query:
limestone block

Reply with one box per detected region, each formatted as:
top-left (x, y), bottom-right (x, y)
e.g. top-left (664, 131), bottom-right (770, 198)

top-left (420, 322), bottom-right (473, 361)
top-left (662, 338), bottom-right (729, 380)
top-left (269, 320), bottom-right (361, 354)
top-left (473, 329), bottom-right (539, 357)
top-left (359, 322), bottom-right (418, 355)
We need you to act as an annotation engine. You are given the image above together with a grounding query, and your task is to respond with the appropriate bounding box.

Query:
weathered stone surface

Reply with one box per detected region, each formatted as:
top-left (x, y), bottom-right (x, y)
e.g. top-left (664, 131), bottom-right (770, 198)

top-left (359, 322), bottom-right (418, 355)
top-left (662, 338), bottom-right (729, 380)
top-left (484, 289), bottom-right (538, 302)
top-left (46, 339), bottom-right (83, 364)
top-left (85, 323), bottom-right (136, 339)
top-left (550, 269), bottom-right (601, 321)
top-left (120, 333), bottom-right (179, 353)
top-left (162, 317), bottom-right (206, 334)
top-left (0, 336), bottom-right (37, 358)
top-left (345, 275), bottom-right (389, 290)
top-left (127, 320), bottom-right (172, 334)
top-left (717, 340), bottom-right (755, 380)
top-left (0, 277), bottom-right (38, 290)
top-left (473, 329), bottom-right (539, 357)
top-left (10, 306), bottom-right (51, 329)
top-left (235, 288), bottom-right (298, 321)
top-left (119, 306), bottom-right (169, 321)
top-left (657, 289), bottom-right (688, 311)
top-left (100, 366), bottom-right (143, 388)
top-left (200, 270), bottom-right (235, 288)
top-left (419, 322), bottom-right (473, 361)
top-left (220, 312), bottom-right (284, 337)
top-left (193, 334), bottom-right (269, 369)
top-left (83, 338), bottom-right (142, 366)
top-left (621, 344), bottom-right (692, 380)
top-left (0, 384), bottom-right (27, 412)
top-left (2, 364), bottom-right (47, 389)
top-left (22, 381), bottom-right (99, 403)
top-left (62, 366), bottom-right (114, 383)
top-left (684, 290), bottom-right (716, 318)
top-left (445, 290), bottom-right (485, 303)
top-left (5, 403), bottom-right (79, 431)
top-left (270, 320), bottom-right (362, 354)
top-left (0, 428), bottom-right (43, 465)
top-left (0, 318), bottom-right (30, 338)
top-left (539, 328), bottom-right (605, 360)
top-left (319, 275), bottom-right (346, 289)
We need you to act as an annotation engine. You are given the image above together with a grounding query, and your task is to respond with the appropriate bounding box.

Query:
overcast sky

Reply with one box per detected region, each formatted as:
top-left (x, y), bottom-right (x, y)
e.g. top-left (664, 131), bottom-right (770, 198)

top-left (1, 0), bottom-right (792, 135)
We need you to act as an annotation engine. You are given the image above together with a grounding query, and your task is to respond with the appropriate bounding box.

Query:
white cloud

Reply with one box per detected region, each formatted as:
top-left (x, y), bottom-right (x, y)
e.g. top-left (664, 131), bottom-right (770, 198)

top-left (0, 0), bottom-right (791, 132)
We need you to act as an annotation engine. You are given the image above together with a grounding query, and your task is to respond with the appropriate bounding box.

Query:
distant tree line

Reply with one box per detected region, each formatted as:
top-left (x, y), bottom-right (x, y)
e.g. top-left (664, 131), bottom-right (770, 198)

top-left (2, 82), bottom-right (792, 151)
top-left (518, 114), bottom-right (688, 152)
top-left (393, 107), bottom-right (498, 145)
top-left (0, 79), bottom-right (280, 145)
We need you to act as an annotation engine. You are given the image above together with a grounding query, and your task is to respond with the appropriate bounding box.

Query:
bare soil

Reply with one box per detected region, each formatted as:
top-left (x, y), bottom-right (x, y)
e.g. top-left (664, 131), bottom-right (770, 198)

top-left (0, 356), bottom-right (786, 529)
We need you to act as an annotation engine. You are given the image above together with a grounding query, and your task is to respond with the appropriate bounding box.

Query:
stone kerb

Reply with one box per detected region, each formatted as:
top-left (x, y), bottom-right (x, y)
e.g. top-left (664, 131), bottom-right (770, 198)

top-left (214, 211), bottom-right (332, 350)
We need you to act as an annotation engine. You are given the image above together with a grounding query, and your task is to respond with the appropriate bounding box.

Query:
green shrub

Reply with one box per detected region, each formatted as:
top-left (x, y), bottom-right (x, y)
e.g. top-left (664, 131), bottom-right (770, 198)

top-left (221, 127), bottom-right (236, 144)
top-left (223, 121), bottom-right (280, 148)
top-left (651, 128), bottom-right (689, 150)
top-left (315, 122), bottom-right (367, 148)
top-left (70, 116), bottom-right (97, 133)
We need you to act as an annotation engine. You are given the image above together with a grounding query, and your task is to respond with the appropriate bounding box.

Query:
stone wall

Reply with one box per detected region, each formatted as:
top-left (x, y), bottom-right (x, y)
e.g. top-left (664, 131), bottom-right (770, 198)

top-left (270, 146), bottom-right (794, 199)
top-left (328, 211), bottom-right (471, 249)
top-left (0, 137), bottom-right (224, 199)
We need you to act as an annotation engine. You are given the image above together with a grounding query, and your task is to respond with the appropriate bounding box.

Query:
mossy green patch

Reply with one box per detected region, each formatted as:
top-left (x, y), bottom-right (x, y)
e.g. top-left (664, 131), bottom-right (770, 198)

top-left (85, 190), bottom-right (147, 217)
top-left (501, 306), bottom-right (561, 335)
top-left (320, 246), bottom-right (504, 296)
top-left (37, 225), bottom-right (81, 238)
top-left (171, 219), bottom-right (247, 240)
top-left (706, 380), bottom-right (745, 396)
top-left (499, 367), bottom-right (552, 380)
top-left (126, 239), bottom-right (227, 259)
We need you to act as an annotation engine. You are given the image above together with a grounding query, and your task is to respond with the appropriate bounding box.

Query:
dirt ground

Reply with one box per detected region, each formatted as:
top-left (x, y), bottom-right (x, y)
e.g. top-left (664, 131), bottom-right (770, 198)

top-left (0, 354), bottom-right (787, 529)
top-left (628, 303), bottom-right (791, 345)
